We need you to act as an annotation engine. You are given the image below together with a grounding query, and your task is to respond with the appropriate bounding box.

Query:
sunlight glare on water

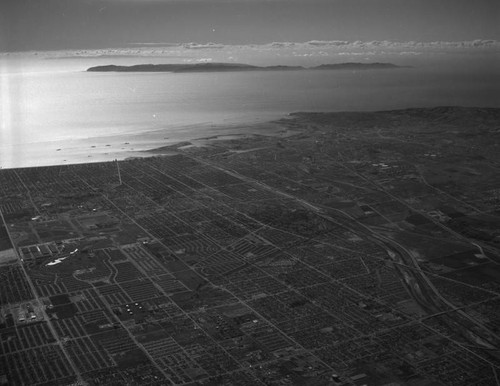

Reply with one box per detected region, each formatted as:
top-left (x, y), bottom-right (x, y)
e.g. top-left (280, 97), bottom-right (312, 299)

top-left (1, 55), bottom-right (499, 168)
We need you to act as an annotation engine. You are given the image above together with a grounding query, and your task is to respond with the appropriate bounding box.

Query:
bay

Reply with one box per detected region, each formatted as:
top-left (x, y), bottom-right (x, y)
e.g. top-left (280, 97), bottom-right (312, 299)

top-left (1, 58), bottom-right (499, 168)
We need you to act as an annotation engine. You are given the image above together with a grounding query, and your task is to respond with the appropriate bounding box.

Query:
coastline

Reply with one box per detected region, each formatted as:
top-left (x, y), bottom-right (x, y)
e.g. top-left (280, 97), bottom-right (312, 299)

top-left (0, 116), bottom-right (296, 170)
top-left (3, 105), bottom-right (499, 170)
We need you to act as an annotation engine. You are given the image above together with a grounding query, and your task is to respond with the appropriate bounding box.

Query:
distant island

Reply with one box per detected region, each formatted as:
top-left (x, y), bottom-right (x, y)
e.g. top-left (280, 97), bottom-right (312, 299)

top-left (312, 62), bottom-right (404, 70)
top-left (87, 62), bottom-right (407, 73)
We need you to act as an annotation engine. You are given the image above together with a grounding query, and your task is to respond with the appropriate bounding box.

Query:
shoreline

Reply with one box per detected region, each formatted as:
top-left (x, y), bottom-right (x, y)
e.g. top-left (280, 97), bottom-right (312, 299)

top-left (2, 105), bottom-right (498, 170)
top-left (0, 116), bottom-right (297, 170)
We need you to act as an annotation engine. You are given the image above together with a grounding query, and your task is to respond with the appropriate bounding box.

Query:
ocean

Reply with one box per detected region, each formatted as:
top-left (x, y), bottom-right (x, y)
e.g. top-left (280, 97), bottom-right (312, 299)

top-left (1, 55), bottom-right (499, 168)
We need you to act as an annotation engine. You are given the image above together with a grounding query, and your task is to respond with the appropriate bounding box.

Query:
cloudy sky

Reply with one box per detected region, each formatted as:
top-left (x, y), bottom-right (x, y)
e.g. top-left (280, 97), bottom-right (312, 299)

top-left (1, 0), bottom-right (499, 52)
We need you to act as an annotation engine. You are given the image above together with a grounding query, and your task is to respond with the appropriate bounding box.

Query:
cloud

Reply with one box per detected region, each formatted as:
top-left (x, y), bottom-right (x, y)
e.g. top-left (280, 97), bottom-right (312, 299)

top-left (306, 40), bottom-right (350, 47)
top-left (293, 39), bottom-right (500, 49)
top-left (182, 42), bottom-right (225, 49)
top-left (269, 42), bottom-right (297, 48)
top-left (128, 42), bottom-right (179, 47)
top-left (3, 40), bottom-right (499, 61)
